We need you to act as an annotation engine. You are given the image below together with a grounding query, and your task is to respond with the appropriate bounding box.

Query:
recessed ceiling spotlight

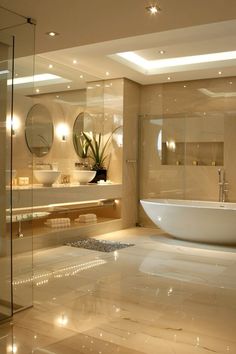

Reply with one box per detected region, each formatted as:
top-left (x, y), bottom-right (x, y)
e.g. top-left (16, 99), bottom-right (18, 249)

top-left (184, 85), bottom-right (187, 88)
top-left (46, 31), bottom-right (59, 37)
top-left (159, 50), bottom-right (165, 55)
top-left (73, 60), bottom-right (77, 64)
top-left (67, 85), bottom-right (71, 89)
top-left (167, 76), bottom-right (171, 80)
top-left (218, 71), bottom-right (222, 75)
top-left (80, 74), bottom-right (83, 79)
top-left (146, 3), bottom-right (161, 15)
top-left (56, 95), bottom-right (59, 98)
top-left (229, 81), bottom-right (233, 85)
top-left (48, 64), bottom-right (53, 69)
top-left (105, 71), bottom-right (110, 76)
top-left (96, 84), bottom-right (101, 87)
top-left (36, 88), bottom-right (40, 93)
top-left (15, 73), bottom-right (18, 77)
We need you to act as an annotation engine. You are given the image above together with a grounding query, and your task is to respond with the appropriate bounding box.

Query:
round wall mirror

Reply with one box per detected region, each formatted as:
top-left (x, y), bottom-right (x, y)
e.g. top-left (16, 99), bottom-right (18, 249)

top-left (73, 112), bottom-right (94, 158)
top-left (25, 104), bottom-right (54, 157)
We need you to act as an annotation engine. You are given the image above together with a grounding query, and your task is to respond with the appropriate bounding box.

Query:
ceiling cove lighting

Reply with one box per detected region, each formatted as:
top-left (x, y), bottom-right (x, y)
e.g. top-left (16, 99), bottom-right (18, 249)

top-left (7, 73), bottom-right (66, 86)
top-left (0, 69), bottom-right (9, 75)
top-left (116, 50), bottom-right (236, 75)
top-left (198, 88), bottom-right (236, 98)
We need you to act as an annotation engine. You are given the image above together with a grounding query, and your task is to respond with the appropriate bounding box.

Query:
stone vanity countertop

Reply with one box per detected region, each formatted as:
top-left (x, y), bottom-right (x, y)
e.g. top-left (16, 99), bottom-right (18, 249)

top-left (11, 182), bottom-right (121, 190)
top-left (11, 183), bottom-right (122, 209)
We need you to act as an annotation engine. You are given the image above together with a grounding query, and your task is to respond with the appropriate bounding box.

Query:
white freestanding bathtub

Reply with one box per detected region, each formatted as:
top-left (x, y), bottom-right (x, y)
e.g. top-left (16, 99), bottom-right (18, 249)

top-left (141, 199), bottom-right (236, 244)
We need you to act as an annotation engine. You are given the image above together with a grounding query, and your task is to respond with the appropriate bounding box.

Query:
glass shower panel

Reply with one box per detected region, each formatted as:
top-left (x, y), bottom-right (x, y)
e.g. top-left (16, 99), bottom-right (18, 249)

top-left (0, 32), bottom-right (14, 321)
top-left (184, 113), bottom-right (224, 200)
top-left (11, 23), bottom-right (35, 311)
top-left (0, 6), bottom-right (35, 316)
top-left (138, 115), bottom-right (186, 227)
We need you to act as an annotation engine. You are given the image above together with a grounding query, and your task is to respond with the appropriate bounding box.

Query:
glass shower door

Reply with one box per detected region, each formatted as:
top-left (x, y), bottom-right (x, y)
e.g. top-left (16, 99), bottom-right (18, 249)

top-left (0, 31), bottom-right (14, 321)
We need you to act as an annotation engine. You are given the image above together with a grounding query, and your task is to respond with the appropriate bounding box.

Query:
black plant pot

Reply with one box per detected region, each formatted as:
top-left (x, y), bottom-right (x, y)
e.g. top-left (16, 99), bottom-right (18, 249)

top-left (91, 169), bottom-right (107, 183)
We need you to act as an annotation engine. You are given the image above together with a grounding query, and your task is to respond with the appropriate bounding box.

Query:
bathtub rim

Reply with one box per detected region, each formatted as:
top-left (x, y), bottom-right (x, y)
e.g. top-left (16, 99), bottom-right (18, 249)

top-left (140, 198), bottom-right (236, 211)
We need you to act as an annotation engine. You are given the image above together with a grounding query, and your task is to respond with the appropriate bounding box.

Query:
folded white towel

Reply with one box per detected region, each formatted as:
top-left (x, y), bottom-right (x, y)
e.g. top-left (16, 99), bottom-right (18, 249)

top-left (45, 218), bottom-right (71, 228)
top-left (81, 214), bottom-right (97, 219)
top-left (78, 214), bottom-right (97, 222)
top-left (75, 214), bottom-right (97, 224)
top-left (75, 218), bottom-right (97, 224)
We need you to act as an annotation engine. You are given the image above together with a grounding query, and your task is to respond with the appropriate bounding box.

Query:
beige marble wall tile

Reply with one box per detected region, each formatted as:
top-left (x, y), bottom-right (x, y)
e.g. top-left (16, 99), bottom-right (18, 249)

top-left (122, 79), bottom-right (141, 228)
top-left (140, 76), bottom-right (236, 225)
top-left (12, 89), bottom-right (86, 183)
top-left (224, 116), bottom-right (236, 202)
top-left (86, 79), bottom-right (123, 183)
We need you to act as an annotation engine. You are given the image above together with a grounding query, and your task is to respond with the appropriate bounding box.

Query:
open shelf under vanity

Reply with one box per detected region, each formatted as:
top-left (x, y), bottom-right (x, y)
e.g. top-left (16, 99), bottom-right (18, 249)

top-left (10, 183), bottom-right (123, 252)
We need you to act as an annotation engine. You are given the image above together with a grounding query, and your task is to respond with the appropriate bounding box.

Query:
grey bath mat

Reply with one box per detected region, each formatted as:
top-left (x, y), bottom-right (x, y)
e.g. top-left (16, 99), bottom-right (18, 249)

top-left (65, 238), bottom-right (134, 252)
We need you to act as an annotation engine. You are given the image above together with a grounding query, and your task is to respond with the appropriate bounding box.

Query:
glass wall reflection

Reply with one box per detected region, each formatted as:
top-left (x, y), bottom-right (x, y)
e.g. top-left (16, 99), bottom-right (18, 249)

top-left (0, 6), bottom-right (35, 320)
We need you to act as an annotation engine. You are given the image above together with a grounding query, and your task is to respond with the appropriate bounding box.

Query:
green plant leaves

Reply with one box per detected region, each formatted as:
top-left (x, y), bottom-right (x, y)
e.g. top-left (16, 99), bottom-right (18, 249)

top-left (73, 133), bottom-right (90, 158)
top-left (82, 126), bottom-right (121, 170)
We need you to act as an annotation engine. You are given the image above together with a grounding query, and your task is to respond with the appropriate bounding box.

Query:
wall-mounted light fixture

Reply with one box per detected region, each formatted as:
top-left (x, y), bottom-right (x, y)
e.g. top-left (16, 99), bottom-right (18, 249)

top-left (56, 123), bottom-right (69, 141)
top-left (6, 115), bottom-right (21, 136)
top-left (166, 140), bottom-right (176, 152)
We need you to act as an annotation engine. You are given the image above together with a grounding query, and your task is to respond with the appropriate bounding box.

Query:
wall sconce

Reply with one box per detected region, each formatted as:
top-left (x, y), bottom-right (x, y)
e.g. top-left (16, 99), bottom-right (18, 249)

top-left (56, 123), bottom-right (69, 141)
top-left (166, 140), bottom-right (176, 152)
top-left (6, 115), bottom-right (21, 136)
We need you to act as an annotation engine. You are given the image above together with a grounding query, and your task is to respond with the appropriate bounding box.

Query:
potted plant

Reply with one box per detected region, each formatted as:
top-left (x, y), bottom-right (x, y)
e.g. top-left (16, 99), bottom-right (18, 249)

top-left (73, 133), bottom-right (91, 170)
top-left (82, 126), bottom-right (121, 182)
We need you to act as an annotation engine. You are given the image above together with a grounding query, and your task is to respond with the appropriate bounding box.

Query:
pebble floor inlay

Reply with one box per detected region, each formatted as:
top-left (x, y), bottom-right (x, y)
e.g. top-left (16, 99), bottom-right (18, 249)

top-left (65, 238), bottom-right (135, 252)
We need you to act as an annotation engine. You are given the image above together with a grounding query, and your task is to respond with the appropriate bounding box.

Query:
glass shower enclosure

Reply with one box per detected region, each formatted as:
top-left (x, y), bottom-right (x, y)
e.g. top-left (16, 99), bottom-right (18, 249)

top-left (138, 77), bottom-right (233, 227)
top-left (0, 6), bottom-right (35, 322)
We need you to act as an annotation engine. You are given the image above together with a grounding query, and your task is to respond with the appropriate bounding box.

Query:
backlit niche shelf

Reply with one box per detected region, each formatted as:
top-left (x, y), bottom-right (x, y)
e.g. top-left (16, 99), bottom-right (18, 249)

top-left (162, 141), bottom-right (224, 166)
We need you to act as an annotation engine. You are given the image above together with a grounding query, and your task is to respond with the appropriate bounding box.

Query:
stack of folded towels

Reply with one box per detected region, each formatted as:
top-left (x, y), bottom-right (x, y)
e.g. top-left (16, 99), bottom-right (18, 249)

top-left (45, 218), bottom-right (71, 228)
top-left (75, 213), bottom-right (97, 224)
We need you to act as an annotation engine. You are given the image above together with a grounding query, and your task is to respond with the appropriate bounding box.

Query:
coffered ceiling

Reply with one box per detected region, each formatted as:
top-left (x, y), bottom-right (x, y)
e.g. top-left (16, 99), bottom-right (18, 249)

top-left (1, 0), bottom-right (236, 94)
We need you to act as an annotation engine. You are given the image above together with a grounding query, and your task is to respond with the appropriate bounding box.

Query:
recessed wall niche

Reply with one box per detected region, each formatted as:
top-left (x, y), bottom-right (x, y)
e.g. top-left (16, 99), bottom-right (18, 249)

top-left (160, 114), bottom-right (224, 166)
top-left (162, 141), bottom-right (224, 166)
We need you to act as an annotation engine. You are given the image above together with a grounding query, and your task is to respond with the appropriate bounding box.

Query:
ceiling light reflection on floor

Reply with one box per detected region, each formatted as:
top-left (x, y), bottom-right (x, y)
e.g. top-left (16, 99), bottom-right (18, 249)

top-left (57, 313), bottom-right (68, 327)
top-left (7, 344), bottom-right (18, 353)
top-left (13, 259), bottom-right (107, 287)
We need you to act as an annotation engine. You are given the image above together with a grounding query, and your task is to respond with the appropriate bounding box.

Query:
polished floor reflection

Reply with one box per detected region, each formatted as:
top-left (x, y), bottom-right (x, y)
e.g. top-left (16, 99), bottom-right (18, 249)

top-left (1, 227), bottom-right (236, 353)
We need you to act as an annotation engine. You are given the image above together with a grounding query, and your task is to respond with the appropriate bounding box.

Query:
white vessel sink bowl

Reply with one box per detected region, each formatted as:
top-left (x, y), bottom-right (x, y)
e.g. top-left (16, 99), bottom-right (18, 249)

top-left (73, 170), bottom-right (96, 184)
top-left (34, 170), bottom-right (61, 186)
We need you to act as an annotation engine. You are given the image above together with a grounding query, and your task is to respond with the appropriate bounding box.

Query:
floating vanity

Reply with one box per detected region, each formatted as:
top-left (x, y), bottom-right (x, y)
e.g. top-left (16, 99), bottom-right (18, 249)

top-left (12, 183), bottom-right (122, 208)
top-left (10, 183), bottom-right (123, 252)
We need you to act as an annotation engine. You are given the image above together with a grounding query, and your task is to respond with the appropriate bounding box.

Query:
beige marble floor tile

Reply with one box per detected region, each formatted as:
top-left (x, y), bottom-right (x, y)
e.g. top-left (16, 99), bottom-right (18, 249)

top-left (1, 227), bottom-right (236, 353)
